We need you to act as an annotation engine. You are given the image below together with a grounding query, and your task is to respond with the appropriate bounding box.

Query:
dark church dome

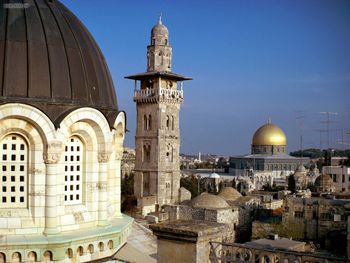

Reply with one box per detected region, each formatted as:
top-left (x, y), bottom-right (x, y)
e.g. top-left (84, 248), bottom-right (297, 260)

top-left (0, 0), bottom-right (118, 127)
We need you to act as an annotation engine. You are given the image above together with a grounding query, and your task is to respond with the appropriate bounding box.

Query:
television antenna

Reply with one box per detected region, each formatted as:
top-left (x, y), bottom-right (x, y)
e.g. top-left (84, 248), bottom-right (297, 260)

top-left (319, 112), bottom-right (338, 149)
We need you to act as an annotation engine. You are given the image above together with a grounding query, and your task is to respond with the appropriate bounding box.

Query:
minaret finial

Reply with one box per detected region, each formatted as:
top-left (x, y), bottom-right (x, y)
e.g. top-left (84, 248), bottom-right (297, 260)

top-left (268, 117), bottom-right (272, 124)
top-left (158, 12), bottom-right (163, 24)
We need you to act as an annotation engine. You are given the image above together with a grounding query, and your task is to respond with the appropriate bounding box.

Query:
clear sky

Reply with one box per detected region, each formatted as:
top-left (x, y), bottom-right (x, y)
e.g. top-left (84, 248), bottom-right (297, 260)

top-left (61, 0), bottom-right (350, 156)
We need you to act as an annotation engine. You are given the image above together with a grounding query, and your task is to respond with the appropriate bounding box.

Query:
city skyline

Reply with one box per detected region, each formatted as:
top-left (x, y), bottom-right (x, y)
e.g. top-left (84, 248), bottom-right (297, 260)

top-left (61, 0), bottom-right (350, 155)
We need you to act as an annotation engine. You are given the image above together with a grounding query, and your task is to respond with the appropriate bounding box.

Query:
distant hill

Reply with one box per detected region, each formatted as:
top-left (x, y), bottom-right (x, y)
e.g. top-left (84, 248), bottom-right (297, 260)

top-left (290, 148), bottom-right (350, 159)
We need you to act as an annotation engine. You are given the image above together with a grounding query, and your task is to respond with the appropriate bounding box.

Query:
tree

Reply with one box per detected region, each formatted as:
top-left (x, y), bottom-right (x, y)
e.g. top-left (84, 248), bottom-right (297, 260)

top-left (254, 220), bottom-right (304, 241)
top-left (180, 174), bottom-right (202, 197)
top-left (231, 178), bottom-right (236, 188)
top-left (271, 221), bottom-right (304, 240)
top-left (288, 174), bottom-right (296, 193)
top-left (121, 173), bottom-right (134, 196)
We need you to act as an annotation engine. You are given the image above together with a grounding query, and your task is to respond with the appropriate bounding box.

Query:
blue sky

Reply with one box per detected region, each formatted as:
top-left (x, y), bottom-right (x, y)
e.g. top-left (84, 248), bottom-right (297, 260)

top-left (61, 0), bottom-right (350, 156)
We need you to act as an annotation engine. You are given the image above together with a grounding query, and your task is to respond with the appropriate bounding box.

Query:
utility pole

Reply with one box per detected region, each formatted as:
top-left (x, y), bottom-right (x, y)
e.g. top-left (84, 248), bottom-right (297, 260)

top-left (319, 112), bottom-right (338, 149)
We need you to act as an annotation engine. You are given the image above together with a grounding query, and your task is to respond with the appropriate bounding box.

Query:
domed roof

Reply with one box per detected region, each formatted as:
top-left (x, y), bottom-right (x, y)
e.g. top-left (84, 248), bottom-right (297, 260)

top-left (191, 193), bottom-right (229, 209)
top-left (314, 174), bottom-right (333, 187)
top-left (0, 0), bottom-right (118, 127)
top-left (252, 123), bottom-right (287, 146)
top-left (151, 17), bottom-right (169, 37)
top-left (295, 164), bottom-right (306, 174)
top-left (218, 187), bottom-right (242, 201)
top-left (209, 173), bottom-right (220, 179)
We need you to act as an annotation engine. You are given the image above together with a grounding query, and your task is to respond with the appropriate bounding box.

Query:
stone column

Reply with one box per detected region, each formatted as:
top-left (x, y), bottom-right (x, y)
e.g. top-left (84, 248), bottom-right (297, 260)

top-left (98, 151), bottom-right (111, 226)
top-left (114, 149), bottom-right (123, 218)
top-left (43, 141), bottom-right (63, 236)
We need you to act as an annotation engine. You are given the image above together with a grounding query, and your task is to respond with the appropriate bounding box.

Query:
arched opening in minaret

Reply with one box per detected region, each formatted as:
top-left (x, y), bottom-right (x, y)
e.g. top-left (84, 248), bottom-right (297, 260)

top-left (144, 115), bottom-right (147, 130)
top-left (166, 116), bottom-right (170, 129)
top-left (148, 115), bottom-right (152, 130)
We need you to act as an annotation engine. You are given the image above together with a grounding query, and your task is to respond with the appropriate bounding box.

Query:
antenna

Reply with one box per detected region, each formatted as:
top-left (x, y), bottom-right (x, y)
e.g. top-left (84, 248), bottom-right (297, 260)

top-left (296, 111), bottom-right (305, 157)
top-left (319, 112), bottom-right (338, 149)
top-left (313, 129), bottom-right (326, 150)
top-left (337, 130), bottom-right (350, 150)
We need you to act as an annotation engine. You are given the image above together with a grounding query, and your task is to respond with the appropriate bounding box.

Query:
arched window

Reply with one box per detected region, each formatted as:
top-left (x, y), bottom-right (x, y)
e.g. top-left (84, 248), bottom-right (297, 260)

top-left (144, 115), bottom-right (147, 130)
top-left (166, 116), bottom-right (170, 130)
top-left (66, 248), bottom-right (73, 259)
top-left (166, 144), bottom-right (173, 162)
top-left (148, 115), bottom-right (152, 130)
top-left (98, 242), bottom-right (105, 252)
top-left (43, 251), bottom-right (52, 261)
top-left (87, 244), bottom-right (94, 254)
top-left (143, 143), bottom-right (151, 163)
top-left (0, 134), bottom-right (28, 208)
top-left (77, 246), bottom-right (84, 256)
top-left (108, 240), bottom-right (113, 249)
top-left (0, 253), bottom-right (6, 263)
top-left (64, 136), bottom-right (84, 205)
top-left (11, 252), bottom-right (21, 263)
top-left (28, 251), bottom-right (37, 262)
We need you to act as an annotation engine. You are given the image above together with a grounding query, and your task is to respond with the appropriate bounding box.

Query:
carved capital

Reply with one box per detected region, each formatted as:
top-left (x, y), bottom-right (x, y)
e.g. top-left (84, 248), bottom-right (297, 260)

top-left (98, 182), bottom-right (108, 190)
top-left (98, 151), bottom-right (111, 163)
top-left (115, 149), bottom-right (123, 160)
top-left (43, 141), bottom-right (63, 164)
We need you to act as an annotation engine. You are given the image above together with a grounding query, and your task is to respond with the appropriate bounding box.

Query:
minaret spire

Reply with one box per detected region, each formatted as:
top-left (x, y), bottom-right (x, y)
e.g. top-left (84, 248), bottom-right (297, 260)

top-left (158, 12), bottom-right (163, 24)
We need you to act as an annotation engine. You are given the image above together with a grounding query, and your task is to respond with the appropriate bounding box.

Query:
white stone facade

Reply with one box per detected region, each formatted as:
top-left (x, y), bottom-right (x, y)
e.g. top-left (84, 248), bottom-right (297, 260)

top-left (0, 103), bottom-right (132, 262)
top-left (322, 166), bottom-right (350, 192)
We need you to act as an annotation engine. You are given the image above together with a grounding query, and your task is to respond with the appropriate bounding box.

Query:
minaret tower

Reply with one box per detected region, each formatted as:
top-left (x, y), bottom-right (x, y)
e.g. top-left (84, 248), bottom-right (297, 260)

top-left (126, 17), bottom-right (191, 215)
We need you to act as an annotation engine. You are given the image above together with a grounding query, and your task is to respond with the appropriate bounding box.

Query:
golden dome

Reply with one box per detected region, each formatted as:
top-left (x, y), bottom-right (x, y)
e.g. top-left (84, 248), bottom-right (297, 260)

top-left (252, 123), bottom-right (287, 146)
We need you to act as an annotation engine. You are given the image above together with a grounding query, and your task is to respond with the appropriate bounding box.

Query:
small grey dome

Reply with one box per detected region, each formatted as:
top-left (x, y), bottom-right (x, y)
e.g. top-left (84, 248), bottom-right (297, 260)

top-left (295, 164), bottom-right (306, 173)
top-left (218, 187), bottom-right (242, 201)
top-left (209, 173), bottom-right (220, 179)
top-left (191, 193), bottom-right (229, 209)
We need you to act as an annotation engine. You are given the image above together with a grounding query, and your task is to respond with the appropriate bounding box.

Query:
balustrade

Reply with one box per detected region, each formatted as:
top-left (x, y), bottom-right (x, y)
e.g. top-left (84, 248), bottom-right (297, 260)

top-left (134, 87), bottom-right (183, 102)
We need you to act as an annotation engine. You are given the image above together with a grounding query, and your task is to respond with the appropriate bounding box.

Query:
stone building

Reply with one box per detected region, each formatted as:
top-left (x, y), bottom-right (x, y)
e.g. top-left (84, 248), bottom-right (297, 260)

top-left (0, 1), bottom-right (132, 262)
top-left (164, 187), bottom-right (260, 243)
top-left (293, 164), bottom-right (309, 190)
top-left (164, 192), bottom-right (238, 242)
top-left (322, 165), bottom-right (350, 192)
top-left (126, 17), bottom-right (191, 215)
top-left (229, 121), bottom-right (309, 189)
top-left (283, 196), bottom-right (350, 254)
top-left (314, 174), bottom-right (335, 193)
top-left (121, 147), bottom-right (135, 178)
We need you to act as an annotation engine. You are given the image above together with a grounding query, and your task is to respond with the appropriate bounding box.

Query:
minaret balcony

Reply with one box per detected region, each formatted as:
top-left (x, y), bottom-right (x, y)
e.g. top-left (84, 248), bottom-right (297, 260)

top-left (133, 87), bottom-right (183, 103)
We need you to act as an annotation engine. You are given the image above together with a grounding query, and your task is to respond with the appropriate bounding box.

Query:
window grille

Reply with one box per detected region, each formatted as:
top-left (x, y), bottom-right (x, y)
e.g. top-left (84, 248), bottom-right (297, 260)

top-left (64, 137), bottom-right (83, 205)
top-left (0, 135), bottom-right (27, 208)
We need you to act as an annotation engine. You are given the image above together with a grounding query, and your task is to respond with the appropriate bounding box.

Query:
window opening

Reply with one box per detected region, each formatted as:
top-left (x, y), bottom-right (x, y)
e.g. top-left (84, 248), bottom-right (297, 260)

top-left (0, 134), bottom-right (27, 208)
top-left (64, 136), bottom-right (83, 205)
